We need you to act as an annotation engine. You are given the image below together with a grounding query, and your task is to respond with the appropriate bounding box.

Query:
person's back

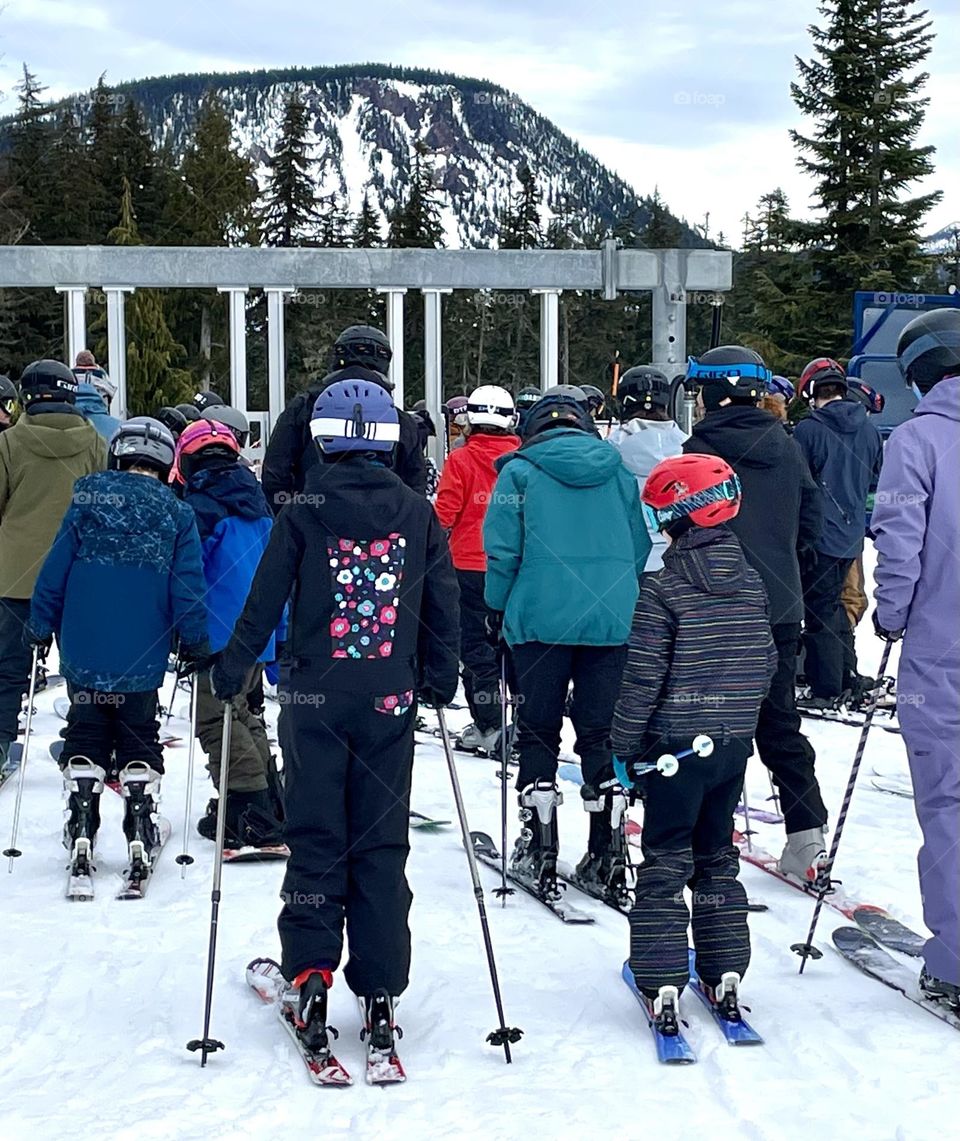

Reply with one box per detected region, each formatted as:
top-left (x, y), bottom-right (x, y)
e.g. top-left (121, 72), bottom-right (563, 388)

top-left (75, 381), bottom-right (121, 442)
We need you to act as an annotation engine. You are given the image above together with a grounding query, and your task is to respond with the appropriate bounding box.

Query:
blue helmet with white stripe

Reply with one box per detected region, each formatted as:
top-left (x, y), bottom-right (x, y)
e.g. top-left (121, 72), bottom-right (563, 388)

top-left (310, 378), bottom-right (399, 455)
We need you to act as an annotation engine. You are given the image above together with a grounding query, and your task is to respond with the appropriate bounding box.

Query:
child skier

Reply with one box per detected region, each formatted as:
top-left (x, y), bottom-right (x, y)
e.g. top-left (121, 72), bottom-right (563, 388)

top-left (211, 378), bottom-right (458, 1065)
top-left (171, 419), bottom-right (283, 849)
top-left (434, 384), bottom-right (520, 753)
top-left (611, 453), bottom-right (776, 1026)
top-left (26, 418), bottom-right (208, 889)
top-left (483, 392), bottom-right (650, 904)
top-left (608, 366), bottom-right (689, 572)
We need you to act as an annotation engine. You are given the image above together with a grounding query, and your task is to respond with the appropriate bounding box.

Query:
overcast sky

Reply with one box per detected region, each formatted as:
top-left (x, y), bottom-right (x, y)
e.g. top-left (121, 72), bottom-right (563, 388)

top-left (2, 0), bottom-right (957, 245)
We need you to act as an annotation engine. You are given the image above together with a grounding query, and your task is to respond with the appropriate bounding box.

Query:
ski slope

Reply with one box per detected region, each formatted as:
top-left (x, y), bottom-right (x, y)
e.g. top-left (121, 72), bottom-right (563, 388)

top-left (0, 563), bottom-right (953, 1141)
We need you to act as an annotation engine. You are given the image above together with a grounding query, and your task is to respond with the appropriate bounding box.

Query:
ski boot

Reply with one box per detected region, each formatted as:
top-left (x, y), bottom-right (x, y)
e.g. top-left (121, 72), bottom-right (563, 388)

top-left (360, 990), bottom-right (406, 1083)
top-left (287, 968), bottom-right (338, 1055)
top-left (510, 781), bottom-right (563, 899)
top-left (644, 985), bottom-right (683, 1037)
top-left (575, 781), bottom-right (632, 908)
top-left (119, 762), bottom-right (163, 885)
top-left (62, 757), bottom-right (105, 875)
top-left (458, 722), bottom-right (503, 755)
top-left (702, 972), bottom-right (745, 1024)
top-left (796, 688), bottom-right (843, 715)
top-left (919, 969), bottom-right (960, 1015)
top-left (778, 825), bottom-right (828, 886)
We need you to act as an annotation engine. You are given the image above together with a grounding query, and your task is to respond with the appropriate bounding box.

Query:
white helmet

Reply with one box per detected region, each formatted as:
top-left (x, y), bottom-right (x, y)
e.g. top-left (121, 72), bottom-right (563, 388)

top-left (466, 385), bottom-right (516, 430)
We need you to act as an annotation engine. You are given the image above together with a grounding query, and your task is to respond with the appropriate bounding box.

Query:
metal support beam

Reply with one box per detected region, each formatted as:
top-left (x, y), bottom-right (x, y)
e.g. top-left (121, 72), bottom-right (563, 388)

top-left (423, 289), bottom-right (451, 468)
top-left (265, 287), bottom-right (295, 434)
top-left (218, 287), bottom-right (249, 411)
top-left (378, 288), bottom-right (407, 406)
top-left (102, 287), bottom-right (134, 420)
top-left (55, 287), bottom-right (87, 366)
top-left (532, 289), bottom-right (562, 391)
top-left (651, 250), bottom-right (687, 382)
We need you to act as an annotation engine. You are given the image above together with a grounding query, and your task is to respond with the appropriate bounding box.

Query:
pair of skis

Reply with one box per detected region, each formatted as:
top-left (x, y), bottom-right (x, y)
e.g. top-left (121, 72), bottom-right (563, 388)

top-left (68, 817), bottom-right (172, 901)
top-left (621, 950), bottom-right (763, 1064)
top-left (246, 958), bottom-right (405, 1086)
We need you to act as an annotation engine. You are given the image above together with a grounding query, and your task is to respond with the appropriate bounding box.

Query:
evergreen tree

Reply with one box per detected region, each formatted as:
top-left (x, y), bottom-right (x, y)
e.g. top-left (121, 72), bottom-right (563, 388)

top-left (388, 140), bottom-right (444, 248)
top-left (261, 88), bottom-right (320, 246)
top-left (7, 66), bottom-right (56, 244)
top-left (641, 188), bottom-right (684, 248)
top-left (112, 99), bottom-right (168, 242)
top-left (791, 0), bottom-right (942, 309)
top-left (47, 110), bottom-right (96, 243)
top-left (352, 191), bottom-right (383, 247)
top-left (499, 165), bottom-right (542, 249)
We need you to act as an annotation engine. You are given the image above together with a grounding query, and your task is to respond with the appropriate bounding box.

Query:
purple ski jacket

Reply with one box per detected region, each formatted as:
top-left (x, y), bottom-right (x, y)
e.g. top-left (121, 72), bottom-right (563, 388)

top-left (871, 376), bottom-right (960, 661)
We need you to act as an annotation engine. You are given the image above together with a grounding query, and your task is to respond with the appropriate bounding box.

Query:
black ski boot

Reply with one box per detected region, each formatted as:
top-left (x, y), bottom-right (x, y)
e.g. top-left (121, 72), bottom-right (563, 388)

top-left (703, 972), bottom-right (745, 1023)
top-left (360, 989), bottom-right (406, 1082)
top-left (62, 757), bottom-right (105, 873)
top-left (511, 781), bottom-right (562, 899)
top-left (920, 969), bottom-right (960, 1014)
top-left (575, 782), bottom-right (632, 908)
top-left (119, 762), bottom-right (162, 883)
top-left (197, 789), bottom-right (283, 848)
top-left (291, 969), bottom-right (338, 1055)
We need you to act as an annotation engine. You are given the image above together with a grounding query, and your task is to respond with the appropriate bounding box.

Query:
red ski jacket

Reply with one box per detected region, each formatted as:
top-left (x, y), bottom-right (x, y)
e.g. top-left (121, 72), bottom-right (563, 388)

top-left (434, 432), bottom-right (520, 571)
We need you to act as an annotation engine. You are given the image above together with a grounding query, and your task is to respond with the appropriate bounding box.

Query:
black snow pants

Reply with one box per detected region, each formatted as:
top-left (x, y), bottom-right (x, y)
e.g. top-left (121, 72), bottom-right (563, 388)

top-left (457, 569), bottom-right (501, 733)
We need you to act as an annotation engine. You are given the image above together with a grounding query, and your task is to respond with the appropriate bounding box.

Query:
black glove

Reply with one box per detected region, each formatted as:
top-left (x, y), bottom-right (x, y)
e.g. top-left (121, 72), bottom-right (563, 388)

top-left (210, 658), bottom-right (246, 702)
top-left (23, 625), bottom-right (52, 660)
top-left (872, 610), bottom-right (905, 643)
top-left (178, 642), bottom-right (215, 677)
top-left (484, 610), bottom-right (504, 648)
top-left (418, 685), bottom-right (456, 709)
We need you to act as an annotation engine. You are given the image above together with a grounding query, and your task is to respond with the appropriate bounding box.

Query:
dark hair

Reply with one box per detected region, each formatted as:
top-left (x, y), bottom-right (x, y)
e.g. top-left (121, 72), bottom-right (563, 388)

top-left (469, 422), bottom-right (512, 436)
top-left (664, 517), bottom-right (695, 541)
top-left (816, 382), bottom-right (847, 402)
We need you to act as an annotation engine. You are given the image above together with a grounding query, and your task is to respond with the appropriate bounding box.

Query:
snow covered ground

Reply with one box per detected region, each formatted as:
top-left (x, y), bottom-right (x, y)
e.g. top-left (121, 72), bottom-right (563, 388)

top-left (0, 553), bottom-right (954, 1141)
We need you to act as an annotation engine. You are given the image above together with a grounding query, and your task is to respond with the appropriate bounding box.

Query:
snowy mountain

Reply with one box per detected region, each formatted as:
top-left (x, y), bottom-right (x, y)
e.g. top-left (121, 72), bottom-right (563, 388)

top-left (921, 220), bottom-right (960, 256)
top-left (100, 63), bottom-right (703, 249)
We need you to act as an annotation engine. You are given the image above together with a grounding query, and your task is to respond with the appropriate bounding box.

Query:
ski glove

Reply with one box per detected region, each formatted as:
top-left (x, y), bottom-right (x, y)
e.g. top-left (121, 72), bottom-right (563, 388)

top-left (179, 642), bottom-right (215, 677)
top-left (22, 625), bottom-right (52, 659)
top-left (872, 610), bottom-right (905, 643)
top-left (210, 659), bottom-right (245, 702)
top-left (484, 610), bottom-right (504, 648)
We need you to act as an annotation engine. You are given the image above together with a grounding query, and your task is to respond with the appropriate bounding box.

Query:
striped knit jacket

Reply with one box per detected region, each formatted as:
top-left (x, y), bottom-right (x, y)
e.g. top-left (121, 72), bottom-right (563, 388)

top-left (611, 524), bottom-right (777, 754)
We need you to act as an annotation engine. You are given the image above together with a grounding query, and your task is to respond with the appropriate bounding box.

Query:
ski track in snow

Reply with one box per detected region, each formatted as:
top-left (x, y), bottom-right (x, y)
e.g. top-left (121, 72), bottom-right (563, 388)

top-left (0, 548), bottom-right (953, 1140)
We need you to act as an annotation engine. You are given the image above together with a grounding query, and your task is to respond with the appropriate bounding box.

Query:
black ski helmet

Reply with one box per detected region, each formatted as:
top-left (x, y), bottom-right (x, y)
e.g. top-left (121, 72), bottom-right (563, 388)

top-left (109, 416), bottom-right (176, 477)
top-left (175, 403), bottom-right (202, 423)
top-left (18, 359), bottom-right (80, 406)
top-left (0, 374), bottom-right (18, 419)
top-left (686, 346), bottom-right (771, 410)
top-left (522, 395), bottom-right (594, 440)
top-left (193, 390), bottom-right (225, 413)
top-left (897, 307), bottom-right (960, 395)
top-left (331, 325), bottom-right (392, 375)
top-left (617, 367), bottom-right (672, 418)
top-left (580, 384), bottom-right (606, 417)
top-left (516, 385), bottom-right (542, 410)
top-left (155, 406), bottom-right (189, 439)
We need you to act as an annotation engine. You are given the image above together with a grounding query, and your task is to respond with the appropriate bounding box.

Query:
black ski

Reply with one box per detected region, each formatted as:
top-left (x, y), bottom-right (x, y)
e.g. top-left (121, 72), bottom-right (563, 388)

top-left (470, 831), bottom-right (595, 924)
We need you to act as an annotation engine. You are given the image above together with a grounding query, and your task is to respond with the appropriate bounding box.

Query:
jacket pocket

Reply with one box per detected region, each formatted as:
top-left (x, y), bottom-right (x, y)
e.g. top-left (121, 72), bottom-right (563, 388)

top-left (374, 690), bottom-right (414, 717)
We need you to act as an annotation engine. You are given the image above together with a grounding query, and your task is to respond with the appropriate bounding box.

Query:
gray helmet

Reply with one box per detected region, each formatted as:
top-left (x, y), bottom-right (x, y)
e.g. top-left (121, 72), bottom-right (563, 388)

top-left (544, 383), bottom-right (589, 410)
top-left (897, 307), bottom-right (960, 395)
top-left (109, 416), bottom-right (176, 476)
top-left (201, 404), bottom-right (249, 448)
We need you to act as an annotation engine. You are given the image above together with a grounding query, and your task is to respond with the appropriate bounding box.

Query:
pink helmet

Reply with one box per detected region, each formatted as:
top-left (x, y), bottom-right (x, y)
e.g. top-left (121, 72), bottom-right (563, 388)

top-left (170, 418), bottom-right (240, 484)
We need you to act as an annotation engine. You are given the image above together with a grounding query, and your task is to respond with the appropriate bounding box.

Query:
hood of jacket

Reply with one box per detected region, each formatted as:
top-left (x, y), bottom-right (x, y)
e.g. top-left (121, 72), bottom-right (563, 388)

top-left (463, 431), bottom-right (522, 464)
top-left (497, 427), bottom-right (624, 488)
top-left (663, 525), bottom-right (751, 596)
top-left (810, 398), bottom-right (869, 436)
top-left (689, 405), bottom-right (792, 470)
top-left (184, 462), bottom-right (271, 541)
top-left (609, 419), bottom-right (689, 476)
top-left (914, 375), bottom-right (960, 422)
top-left (14, 409), bottom-right (97, 458)
top-left (74, 470), bottom-right (178, 537)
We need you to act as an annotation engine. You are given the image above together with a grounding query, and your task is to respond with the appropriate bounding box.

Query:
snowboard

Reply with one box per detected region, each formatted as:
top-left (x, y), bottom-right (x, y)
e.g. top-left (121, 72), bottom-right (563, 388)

top-left (832, 927), bottom-right (960, 1031)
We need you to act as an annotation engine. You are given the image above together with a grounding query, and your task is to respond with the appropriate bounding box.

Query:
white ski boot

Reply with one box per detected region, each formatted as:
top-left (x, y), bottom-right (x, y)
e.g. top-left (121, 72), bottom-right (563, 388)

top-left (63, 756), bottom-right (106, 870)
top-left (458, 722), bottom-right (503, 754)
top-left (778, 826), bottom-right (828, 884)
top-left (511, 781), bottom-right (562, 897)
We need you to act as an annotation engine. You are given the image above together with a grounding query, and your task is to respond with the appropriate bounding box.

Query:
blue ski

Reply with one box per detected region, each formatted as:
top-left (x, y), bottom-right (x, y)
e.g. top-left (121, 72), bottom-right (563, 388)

top-left (621, 961), bottom-right (696, 1064)
top-left (687, 950), bottom-right (763, 1045)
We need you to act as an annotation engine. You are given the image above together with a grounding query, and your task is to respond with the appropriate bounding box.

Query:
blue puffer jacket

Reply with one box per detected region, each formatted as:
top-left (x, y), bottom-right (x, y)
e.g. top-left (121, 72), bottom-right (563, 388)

top-left (75, 383), bottom-right (121, 442)
top-left (182, 461), bottom-right (279, 657)
top-left (30, 471), bottom-right (208, 692)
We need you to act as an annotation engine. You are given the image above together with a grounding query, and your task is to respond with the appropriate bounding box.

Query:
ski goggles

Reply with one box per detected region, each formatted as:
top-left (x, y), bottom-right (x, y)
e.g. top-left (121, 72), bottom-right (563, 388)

top-left (685, 359), bottom-right (772, 387)
top-left (642, 474), bottom-right (742, 532)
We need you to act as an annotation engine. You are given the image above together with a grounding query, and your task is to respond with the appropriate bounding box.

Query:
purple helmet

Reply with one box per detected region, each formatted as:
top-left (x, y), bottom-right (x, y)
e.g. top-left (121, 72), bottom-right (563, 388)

top-left (310, 378), bottom-right (399, 455)
top-left (768, 375), bottom-right (795, 401)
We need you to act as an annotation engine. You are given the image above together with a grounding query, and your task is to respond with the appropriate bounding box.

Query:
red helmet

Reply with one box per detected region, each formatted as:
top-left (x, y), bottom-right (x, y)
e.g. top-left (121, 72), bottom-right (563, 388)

top-left (799, 357), bottom-right (845, 401)
top-left (170, 418), bottom-right (240, 484)
top-left (642, 453), bottom-right (742, 530)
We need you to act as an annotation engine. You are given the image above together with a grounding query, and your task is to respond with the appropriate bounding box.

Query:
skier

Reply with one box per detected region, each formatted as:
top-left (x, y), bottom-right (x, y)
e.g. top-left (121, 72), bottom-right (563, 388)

top-left (175, 402), bottom-right (202, 424)
top-left (0, 361), bottom-right (106, 774)
top-left (444, 395), bottom-right (470, 452)
top-left (611, 454), bottom-right (776, 1010)
top-left (409, 400), bottom-right (439, 499)
top-left (793, 358), bottom-right (882, 707)
top-left (608, 366), bottom-right (689, 572)
top-left (262, 326), bottom-right (427, 510)
top-left (872, 307), bottom-right (960, 1014)
top-left (211, 377), bottom-right (458, 1058)
top-left (682, 346), bottom-right (828, 881)
top-left (515, 385), bottom-right (542, 437)
top-left (434, 385), bottom-right (520, 753)
top-left (762, 375), bottom-right (794, 423)
top-left (193, 389), bottom-right (226, 414)
top-left (171, 420), bottom-right (283, 849)
top-left (0, 376), bottom-right (18, 432)
top-left (483, 392), bottom-right (650, 900)
top-left (580, 384), bottom-right (607, 421)
top-left (25, 418), bottom-right (208, 883)
top-left (201, 404), bottom-right (250, 449)
top-left (74, 375), bottom-right (121, 442)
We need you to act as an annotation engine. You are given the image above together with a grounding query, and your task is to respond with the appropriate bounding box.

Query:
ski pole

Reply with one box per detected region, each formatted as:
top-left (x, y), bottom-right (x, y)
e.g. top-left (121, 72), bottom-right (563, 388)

top-left (175, 675), bottom-right (200, 877)
top-left (496, 650), bottom-right (514, 904)
top-left (791, 640), bottom-right (893, 973)
top-left (613, 734), bottom-right (713, 788)
top-left (741, 769), bottom-right (753, 853)
top-left (187, 701), bottom-right (232, 1064)
top-left (767, 772), bottom-right (781, 816)
top-left (436, 707), bottom-right (523, 1063)
top-left (165, 653), bottom-right (184, 724)
top-left (4, 646), bottom-right (41, 871)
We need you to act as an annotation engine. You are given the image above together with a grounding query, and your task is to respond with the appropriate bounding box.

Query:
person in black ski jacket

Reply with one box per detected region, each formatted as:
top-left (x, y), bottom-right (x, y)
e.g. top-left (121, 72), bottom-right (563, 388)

top-left (212, 377), bottom-right (458, 1054)
top-left (611, 453), bottom-right (776, 1008)
top-left (794, 359), bottom-right (882, 704)
top-left (683, 346), bottom-right (829, 881)
top-left (262, 327), bottom-right (426, 511)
